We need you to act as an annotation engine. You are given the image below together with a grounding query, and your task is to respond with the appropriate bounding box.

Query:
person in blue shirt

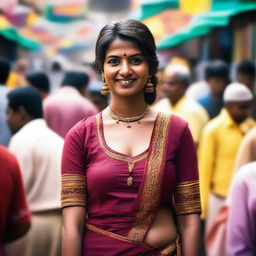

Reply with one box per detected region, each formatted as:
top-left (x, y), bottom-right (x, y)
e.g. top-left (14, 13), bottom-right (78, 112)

top-left (198, 60), bottom-right (229, 119)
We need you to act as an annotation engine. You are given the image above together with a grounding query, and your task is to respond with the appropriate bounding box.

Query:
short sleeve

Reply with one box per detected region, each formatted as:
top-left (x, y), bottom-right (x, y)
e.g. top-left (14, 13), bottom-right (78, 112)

top-left (173, 124), bottom-right (201, 215)
top-left (61, 120), bottom-right (87, 208)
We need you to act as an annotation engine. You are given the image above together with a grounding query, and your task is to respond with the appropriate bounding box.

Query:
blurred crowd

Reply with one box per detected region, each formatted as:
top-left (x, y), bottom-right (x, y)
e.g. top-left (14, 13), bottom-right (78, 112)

top-left (0, 55), bottom-right (256, 256)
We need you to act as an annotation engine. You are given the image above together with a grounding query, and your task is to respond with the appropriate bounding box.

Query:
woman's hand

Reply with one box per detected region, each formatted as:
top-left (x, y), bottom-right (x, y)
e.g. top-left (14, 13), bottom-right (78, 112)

top-left (177, 213), bottom-right (201, 256)
top-left (62, 206), bottom-right (86, 256)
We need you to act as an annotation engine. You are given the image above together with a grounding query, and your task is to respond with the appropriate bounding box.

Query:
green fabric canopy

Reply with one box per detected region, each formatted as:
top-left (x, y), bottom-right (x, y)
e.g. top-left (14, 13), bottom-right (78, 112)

top-left (0, 26), bottom-right (40, 51)
top-left (157, 2), bottom-right (256, 49)
top-left (140, 0), bottom-right (179, 20)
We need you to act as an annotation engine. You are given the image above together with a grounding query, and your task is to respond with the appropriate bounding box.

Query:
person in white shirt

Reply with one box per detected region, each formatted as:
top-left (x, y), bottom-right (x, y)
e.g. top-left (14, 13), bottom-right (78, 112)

top-left (5, 87), bottom-right (63, 256)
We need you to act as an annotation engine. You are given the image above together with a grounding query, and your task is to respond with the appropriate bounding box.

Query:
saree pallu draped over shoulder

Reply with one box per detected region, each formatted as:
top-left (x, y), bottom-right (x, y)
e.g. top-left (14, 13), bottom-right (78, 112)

top-left (61, 113), bottom-right (201, 256)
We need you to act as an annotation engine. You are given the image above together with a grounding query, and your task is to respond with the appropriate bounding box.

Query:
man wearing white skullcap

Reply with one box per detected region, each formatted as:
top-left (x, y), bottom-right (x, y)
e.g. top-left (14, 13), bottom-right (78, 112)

top-left (198, 82), bottom-right (255, 256)
top-left (223, 82), bottom-right (253, 124)
top-left (223, 82), bottom-right (253, 102)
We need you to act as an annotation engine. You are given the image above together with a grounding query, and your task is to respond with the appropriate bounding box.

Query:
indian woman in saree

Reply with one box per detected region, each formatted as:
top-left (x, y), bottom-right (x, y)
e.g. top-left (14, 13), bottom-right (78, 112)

top-left (61, 19), bottom-right (201, 256)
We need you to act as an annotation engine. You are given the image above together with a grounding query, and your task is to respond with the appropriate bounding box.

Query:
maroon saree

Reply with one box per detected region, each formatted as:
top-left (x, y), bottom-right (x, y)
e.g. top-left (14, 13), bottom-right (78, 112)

top-left (61, 112), bottom-right (201, 256)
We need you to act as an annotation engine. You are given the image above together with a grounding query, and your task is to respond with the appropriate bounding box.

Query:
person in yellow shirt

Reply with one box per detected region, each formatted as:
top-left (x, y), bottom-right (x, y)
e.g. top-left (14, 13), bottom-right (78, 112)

top-left (6, 58), bottom-right (28, 89)
top-left (198, 82), bottom-right (255, 251)
top-left (152, 63), bottom-right (209, 145)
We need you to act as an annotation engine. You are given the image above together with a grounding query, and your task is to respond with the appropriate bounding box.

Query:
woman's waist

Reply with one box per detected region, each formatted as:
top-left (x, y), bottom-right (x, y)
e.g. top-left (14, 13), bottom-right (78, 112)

top-left (87, 207), bottom-right (178, 248)
top-left (85, 222), bottom-right (180, 255)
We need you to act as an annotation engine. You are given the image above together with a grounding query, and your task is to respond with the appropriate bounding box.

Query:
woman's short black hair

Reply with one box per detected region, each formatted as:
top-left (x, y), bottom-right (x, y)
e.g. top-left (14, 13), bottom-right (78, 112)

top-left (94, 20), bottom-right (159, 104)
top-left (7, 87), bottom-right (43, 119)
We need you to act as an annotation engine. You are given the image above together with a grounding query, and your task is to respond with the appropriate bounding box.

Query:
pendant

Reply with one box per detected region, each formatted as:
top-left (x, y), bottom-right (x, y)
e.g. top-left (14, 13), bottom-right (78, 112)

top-left (127, 176), bottom-right (133, 186)
top-left (127, 124), bottom-right (131, 128)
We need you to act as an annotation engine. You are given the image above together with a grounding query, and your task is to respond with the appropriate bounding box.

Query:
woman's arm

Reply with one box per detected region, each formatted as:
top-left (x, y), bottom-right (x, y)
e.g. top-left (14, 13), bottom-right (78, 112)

top-left (62, 206), bottom-right (86, 256)
top-left (177, 213), bottom-right (201, 256)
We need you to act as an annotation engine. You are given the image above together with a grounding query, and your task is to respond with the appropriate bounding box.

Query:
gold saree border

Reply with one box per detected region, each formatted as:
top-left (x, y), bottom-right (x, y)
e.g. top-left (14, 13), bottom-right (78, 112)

top-left (174, 180), bottom-right (201, 215)
top-left (96, 113), bottom-right (148, 163)
top-left (87, 223), bottom-right (180, 255)
top-left (159, 235), bottom-right (181, 256)
top-left (61, 174), bottom-right (86, 208)
top-left (86, 223), bottom-right (151, 249)
top-left (128, 113), bottom-right (171, 241)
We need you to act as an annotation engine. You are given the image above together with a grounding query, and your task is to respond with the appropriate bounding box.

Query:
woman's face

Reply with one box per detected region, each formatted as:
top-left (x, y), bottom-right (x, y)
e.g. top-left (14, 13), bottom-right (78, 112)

top-left (102, 38), bottom-right (149, 98)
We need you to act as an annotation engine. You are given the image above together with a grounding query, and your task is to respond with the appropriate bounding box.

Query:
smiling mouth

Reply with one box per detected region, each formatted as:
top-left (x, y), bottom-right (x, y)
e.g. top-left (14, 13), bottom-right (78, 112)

top-left (116, 79), bottom-right (136, 86)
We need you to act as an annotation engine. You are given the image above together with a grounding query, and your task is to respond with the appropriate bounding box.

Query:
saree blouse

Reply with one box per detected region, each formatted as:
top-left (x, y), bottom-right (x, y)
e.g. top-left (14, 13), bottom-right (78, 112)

top-left (61, 112), bottom-right (201, 255)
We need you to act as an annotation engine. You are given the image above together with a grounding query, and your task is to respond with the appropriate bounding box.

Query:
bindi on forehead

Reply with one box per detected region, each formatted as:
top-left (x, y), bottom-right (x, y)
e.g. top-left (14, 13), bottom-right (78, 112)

top-left (123, 54), bottom-right (127, 57)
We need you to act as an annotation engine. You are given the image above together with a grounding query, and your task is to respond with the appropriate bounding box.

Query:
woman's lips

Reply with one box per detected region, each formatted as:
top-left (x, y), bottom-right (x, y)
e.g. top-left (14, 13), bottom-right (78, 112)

top-left (116, 79), bottom-right (136, 86)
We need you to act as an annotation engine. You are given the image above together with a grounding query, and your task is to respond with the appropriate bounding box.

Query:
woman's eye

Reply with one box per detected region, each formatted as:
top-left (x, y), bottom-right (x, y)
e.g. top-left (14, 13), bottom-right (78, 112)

top-left (107, 59), bottom-right (120, 65)
top-left (130, 58), bottom-right (143, 65)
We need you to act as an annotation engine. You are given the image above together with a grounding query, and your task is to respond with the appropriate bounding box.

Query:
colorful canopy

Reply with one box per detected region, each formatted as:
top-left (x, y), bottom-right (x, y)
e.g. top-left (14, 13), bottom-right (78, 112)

top-left (0, 16), bottom-right (40, 50)
top-left (157, 2), bottom-right (256, 49)
top-left (140, 0), bottom-right (179, 20)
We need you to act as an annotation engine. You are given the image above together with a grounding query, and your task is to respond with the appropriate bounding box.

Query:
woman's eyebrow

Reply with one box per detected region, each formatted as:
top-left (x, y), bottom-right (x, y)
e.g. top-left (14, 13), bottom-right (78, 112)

top-left (106, 53), bottom-right (144, 59)
top-left (105, 55), bottom-right (120, 59)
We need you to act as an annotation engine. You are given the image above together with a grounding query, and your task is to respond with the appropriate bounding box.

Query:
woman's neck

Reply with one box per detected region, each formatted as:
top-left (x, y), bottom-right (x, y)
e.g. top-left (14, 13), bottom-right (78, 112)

top-left (110, 94), bottom-right (147, 117)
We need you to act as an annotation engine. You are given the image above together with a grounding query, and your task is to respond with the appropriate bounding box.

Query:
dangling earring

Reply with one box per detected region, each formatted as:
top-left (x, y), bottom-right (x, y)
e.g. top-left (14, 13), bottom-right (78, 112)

top-left (145, 77), bottom-right (154, 93)
top-left (101, 77), bottom-right (109, 95)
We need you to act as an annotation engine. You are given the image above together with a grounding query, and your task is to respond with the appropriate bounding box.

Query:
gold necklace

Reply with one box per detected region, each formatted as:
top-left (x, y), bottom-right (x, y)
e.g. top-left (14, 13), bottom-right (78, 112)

top-left (109, 106), bottom-right (149, 128)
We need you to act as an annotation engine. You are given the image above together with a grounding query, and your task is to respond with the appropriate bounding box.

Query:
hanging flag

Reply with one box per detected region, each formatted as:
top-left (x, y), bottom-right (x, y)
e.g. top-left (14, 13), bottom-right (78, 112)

top-left (44, 0), bottom-right (88, 22)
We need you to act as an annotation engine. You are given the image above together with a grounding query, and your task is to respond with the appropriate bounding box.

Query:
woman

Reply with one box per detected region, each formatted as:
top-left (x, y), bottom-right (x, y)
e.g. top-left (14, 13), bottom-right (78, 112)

top-left (61, 20), bottom-right (201, 256)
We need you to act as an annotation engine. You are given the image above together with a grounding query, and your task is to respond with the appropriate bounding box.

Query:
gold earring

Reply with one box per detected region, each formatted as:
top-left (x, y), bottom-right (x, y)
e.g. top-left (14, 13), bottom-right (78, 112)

top-left (101, 78), bottom-right (109, 95)
top-left (145, 77), bottom-right (154, 93)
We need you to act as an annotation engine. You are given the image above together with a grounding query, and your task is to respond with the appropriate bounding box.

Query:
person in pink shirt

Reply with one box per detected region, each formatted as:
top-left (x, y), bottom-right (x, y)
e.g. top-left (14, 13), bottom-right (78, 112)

top-left (43, 71), bottom-right (98, 138)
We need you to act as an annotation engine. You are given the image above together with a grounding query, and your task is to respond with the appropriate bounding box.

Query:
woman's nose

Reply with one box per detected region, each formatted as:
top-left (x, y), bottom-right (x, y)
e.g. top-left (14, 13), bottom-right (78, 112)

top-left (119, 61), bottom-right (131, 76)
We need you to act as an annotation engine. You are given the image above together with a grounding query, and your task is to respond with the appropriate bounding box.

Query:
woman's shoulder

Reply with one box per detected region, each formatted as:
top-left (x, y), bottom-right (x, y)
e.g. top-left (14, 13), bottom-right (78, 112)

top-left (65, 114), bottom-right (98, 140)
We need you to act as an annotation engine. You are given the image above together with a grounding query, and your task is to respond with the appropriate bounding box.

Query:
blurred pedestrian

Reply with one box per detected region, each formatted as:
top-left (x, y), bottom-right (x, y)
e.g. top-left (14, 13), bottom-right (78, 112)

top-left (61, 20), bottom-right (201, 256)
top-left (88, 90), bottom-right (108, 112)
top-left (233, 126), bottom-right (256, 172)
top-left (198, 60), bottom-right (229, 119)
top-left (5, 87), bottom-right (63, 256)
top-left (235, 60), bottom-right (256, 119)
top-left (43, 71), bottom-right (98, 138)
top-left (235, 60), bottom-right (255, 91)
top-left (153, 63), bottom-right (209, 145)
top-left (226, 161), bottom-right (256, 256)
top-left (6, 58), bottom-right (28, 89)
top-left (26, 72), bottom-right (50, 100)
top-left (198, 82), bottom-right (255, 255)
top-left (0, 146), bottom-right (31, 256)
top-left (0, 57), bottom-right (12, 146)
top-left (48, 56), bottom-right (68, 93)
top-left (186, 61), bottom-right (210, 100)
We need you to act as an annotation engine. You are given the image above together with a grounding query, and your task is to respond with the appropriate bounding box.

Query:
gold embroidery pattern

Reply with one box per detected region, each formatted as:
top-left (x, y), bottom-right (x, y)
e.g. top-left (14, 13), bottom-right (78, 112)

top-left (96, 114), bottom-right (148, 163)
top-left (86, 224), bottom-right (151, 249)
top-left (128, 113), bottom-right (171, 241)
top-left (61, 174), bottom-right (86, 208)
top-left (159, 243), bottom-right (176, 256)
top-left (160, 235), bottom-right (181, 256)
top-left (174, 180), bottom-right (201, 215)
